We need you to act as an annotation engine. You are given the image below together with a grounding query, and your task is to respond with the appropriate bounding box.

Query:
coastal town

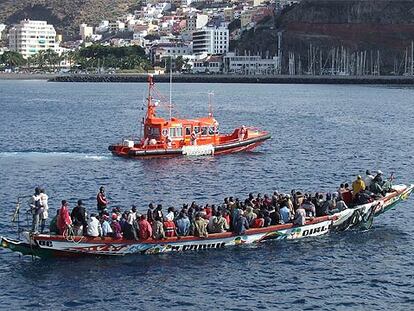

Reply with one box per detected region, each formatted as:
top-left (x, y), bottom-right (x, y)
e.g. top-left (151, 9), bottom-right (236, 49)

top-left (0, 0), bottom-right (298, 75)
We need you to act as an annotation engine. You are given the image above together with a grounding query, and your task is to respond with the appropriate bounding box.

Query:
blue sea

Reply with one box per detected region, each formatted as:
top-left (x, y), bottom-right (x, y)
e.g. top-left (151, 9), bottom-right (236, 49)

top-left (0, 80), bottom-right (413, 310)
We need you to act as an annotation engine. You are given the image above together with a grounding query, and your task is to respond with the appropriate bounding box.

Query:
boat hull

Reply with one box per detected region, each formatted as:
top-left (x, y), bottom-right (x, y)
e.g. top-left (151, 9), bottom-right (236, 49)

top-left (108, 133), bottom-right (271, 159)
top-left (2, 184), bottom-right (412, 258)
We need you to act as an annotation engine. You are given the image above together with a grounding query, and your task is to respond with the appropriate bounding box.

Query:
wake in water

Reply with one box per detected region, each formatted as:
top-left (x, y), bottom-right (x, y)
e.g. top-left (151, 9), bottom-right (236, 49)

top-left (0, 151), bottom-right (111, 160)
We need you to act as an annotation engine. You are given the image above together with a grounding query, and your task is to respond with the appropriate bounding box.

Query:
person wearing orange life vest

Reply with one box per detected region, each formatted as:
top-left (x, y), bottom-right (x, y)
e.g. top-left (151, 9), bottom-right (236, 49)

top-left (164, 219), bottom-right (177, 237)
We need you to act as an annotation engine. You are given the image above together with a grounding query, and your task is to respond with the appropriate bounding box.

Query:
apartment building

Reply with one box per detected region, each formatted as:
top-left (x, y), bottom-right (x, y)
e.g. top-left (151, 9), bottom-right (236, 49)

top-left (192, 27), bottom-right (229, 55)
top-left (8, 20), bottom-right (57, 59)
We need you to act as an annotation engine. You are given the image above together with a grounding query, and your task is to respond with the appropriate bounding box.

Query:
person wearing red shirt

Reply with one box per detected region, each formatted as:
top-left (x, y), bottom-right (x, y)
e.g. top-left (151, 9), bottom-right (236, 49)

top-left (57, 200), bottom-right (72, 235)
top-left (138, 215), bottom-right (152, 240)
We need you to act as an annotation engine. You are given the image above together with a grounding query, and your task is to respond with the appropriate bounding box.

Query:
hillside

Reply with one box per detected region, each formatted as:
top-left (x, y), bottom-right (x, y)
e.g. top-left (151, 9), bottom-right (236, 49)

top-left (0, 0), bottom-right (140, 38)
top-left (234, 0), bottom-right (414, 74)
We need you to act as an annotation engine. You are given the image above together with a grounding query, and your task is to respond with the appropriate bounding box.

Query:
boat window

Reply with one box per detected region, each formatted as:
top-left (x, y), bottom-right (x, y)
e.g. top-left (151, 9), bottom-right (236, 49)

top-left (201, 127), bottom-right (208, 135)
top-left (148, 127), bottom-right (160, 137)
top-left (194, 126), bottom-right (200, 134)
top-left (208, 127), bottom-right (215, 135)
top-left (169, 127), bottom-right (183, 138)
top-left (215, 126), bottom-right (219, 134)
top-left (185, 127), bottom-right (191, 136)
top-left (176, 127), bottom-right (183, 137)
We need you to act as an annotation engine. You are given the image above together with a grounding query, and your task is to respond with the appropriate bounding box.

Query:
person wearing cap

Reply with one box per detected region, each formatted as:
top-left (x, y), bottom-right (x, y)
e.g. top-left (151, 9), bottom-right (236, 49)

top-left (370, 170), bottom-right (385, 195)
top-left (364, 170), bottom-right (375, 188)
top-left (352, 175), bottom-right (366, 198)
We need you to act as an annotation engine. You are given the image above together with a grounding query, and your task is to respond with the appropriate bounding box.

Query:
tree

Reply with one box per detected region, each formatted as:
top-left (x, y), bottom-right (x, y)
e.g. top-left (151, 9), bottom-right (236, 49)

top-left (175, 56), bottom-right (185, 72)
top-left (1, 51), bottom-right (25, 69)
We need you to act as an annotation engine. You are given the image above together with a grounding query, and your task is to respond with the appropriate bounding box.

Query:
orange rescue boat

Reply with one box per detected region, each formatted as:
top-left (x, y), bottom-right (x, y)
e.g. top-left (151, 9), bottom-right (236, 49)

top-left (108, 76), bottom-right (270, 158)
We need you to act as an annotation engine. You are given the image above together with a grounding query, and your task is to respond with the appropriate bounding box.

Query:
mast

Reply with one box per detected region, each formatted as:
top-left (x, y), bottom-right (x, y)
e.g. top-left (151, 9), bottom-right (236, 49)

top-left (169, 56), bottom-right (172, 120)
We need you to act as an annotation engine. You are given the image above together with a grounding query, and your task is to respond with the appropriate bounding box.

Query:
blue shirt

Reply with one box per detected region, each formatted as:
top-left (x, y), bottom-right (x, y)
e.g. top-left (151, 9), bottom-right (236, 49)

top-left (102, 220), bottom-right (113, 236)
top-left (176, 217), bottom-right (190, 236)
top-left (280, 206), bottom-right (291, 223)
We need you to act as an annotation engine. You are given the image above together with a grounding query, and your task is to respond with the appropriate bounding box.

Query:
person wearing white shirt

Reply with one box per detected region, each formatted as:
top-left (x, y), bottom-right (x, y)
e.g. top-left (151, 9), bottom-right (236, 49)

top-left (87, 214), bottom-right (102, 237)
top-left (364, 170), bottom-right (375, 188)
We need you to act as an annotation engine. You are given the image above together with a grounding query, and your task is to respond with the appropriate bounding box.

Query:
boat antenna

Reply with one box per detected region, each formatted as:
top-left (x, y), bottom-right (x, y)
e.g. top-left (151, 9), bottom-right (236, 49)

top-left (12, 197), bottom-right (21, 239)
top-left (208, 91), bottom-right (214, 117)
top-left (169, 56), bottom-right (172, 120)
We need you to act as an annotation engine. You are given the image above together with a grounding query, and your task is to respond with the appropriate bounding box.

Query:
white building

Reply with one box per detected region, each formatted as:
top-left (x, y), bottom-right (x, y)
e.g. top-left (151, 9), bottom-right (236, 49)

top-left (96, 20), bottom-right (110, 33)
top-left (8, 20), bottom-right (57, 59)
top-left (223, 52), bottom-right (281, 75)
top-left (80, 23), bottom-right (93, 41)
top-left (192, 55), bottom-right (222, 73)
top-left (109, 21), bottom-right (126, 32)
top-left (192, 27), bottom-right (229, 55)
top-left (150, 42), bottom-right (192, 65)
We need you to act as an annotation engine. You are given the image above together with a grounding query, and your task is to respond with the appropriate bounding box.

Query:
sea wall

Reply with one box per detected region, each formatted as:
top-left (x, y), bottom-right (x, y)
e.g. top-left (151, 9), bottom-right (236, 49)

top-left (48, 74), bottom-right (414, 84)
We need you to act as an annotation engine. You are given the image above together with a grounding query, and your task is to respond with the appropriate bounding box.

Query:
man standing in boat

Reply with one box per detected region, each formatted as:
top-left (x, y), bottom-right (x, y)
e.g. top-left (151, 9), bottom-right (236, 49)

top-left (190, 130), bottom-right (197, 145)
top-left (97, 186), bottom-right (108, 214)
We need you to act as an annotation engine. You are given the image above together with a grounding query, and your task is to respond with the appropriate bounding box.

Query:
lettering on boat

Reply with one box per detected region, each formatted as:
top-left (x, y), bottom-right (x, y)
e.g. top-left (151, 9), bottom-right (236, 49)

top-left (182, 145), bottom-right (214, 156)
top-left (302, 225), bottom-right (330, 237)
top-left (38, 240), bottom-right (53, 247)
top-left (171, 242), bottom-right (226, 251)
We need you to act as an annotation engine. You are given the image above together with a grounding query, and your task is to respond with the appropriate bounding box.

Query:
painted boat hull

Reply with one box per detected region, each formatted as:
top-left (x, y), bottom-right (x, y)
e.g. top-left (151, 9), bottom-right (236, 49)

top-left (2, 184), bottom-right (412, 258)
top-left (108, 133), bottom-right (271, 159)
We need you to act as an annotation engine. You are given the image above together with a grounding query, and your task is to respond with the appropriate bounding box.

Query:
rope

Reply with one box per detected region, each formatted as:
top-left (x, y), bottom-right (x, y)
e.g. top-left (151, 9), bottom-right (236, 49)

top-left (63, 225), bottom-right (85, 245)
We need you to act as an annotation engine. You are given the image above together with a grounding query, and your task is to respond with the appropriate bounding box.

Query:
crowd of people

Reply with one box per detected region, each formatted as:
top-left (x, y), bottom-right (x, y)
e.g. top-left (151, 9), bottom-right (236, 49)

top-left (27, 170), bottom-right (392, 239)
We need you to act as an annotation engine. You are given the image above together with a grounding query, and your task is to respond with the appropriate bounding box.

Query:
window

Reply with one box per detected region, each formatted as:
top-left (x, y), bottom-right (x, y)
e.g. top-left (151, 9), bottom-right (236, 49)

top-left (185, 126), bottom-right (191, 135)
top-left (169, 128), bottom-right (176, 137)
top-left (208, 127), bottom-right (215, 135)
top-left (194, 126), bottom-right (200, 134)
top-left (201, 127), bottom-right (208, 135)
top-left (148, 127), bottom-right (160, 137)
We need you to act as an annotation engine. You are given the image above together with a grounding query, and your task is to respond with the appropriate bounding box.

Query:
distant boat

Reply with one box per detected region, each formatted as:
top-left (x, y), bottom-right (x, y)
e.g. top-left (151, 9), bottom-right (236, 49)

top-left (108, 76), bottom-right (270, 158)
top-left (1, 184), bottom-right (412, 258)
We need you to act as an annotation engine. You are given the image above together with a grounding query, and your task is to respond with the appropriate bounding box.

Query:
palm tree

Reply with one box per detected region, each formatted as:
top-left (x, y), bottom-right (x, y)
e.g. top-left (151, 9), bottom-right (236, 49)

top-left (1, 51), bottom-right (25, 69)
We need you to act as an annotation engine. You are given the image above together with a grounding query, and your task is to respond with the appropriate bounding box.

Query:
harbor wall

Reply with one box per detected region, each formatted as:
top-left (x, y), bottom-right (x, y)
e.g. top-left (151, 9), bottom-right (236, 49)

top-left (48, 74), bottom-right (414, 84)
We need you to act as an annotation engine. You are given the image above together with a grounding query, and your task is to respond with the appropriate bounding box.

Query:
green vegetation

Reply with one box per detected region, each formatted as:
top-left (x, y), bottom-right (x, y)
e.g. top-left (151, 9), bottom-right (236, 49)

top-left (76, 45), bottom-right (151, 71)
top-left (0, 51), bottom-right (25, 68)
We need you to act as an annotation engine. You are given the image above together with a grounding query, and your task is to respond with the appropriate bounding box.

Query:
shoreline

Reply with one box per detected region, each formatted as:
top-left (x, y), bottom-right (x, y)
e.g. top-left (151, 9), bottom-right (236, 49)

top-left (2, 72), bottom-right (414, 84)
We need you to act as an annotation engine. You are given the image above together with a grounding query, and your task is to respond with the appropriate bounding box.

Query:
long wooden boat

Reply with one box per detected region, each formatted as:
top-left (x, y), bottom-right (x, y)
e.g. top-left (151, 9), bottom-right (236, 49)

top-left (1, 184), bottom-right (412, 258)
top-left (108, 76), bottom-right (270, 158)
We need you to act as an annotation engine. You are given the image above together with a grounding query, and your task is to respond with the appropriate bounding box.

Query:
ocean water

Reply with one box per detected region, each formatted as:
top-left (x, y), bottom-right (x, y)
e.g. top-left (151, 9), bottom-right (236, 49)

top-left (0, 80), bottom-right (413, 310)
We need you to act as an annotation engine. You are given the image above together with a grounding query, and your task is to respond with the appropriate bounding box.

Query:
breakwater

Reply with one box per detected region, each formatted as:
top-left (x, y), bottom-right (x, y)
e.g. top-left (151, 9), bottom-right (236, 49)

top-left (49, 74), bottom-right (414, 84)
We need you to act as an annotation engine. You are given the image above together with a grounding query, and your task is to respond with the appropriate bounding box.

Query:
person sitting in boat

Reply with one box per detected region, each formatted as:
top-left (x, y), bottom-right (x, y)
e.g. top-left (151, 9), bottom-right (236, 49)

top-left (193, 213), bottom-right (208, 238)
top-left (208, 211), bottom-right (229, 233)
top-left (164, 219), bottom-right (177, 237)
top-left (352, 175), bottom-right (366, 198)
top-left (87, 213), bottom-right (102, 237)
top-left (234, 211), bottom-right (249, 235)
top-left (329, 195), bottom-right (349, 214)
top-left (293, 204), bottom-right (307, 226)
top-left (251, 211), bottom-right (265, 228)
top-left (152, 216), bottom-right (166, 240)
top-left (57, 200), bottom-right (72, 235)
top-left (369, 170), bottom-right (392, 195)
top-left (97, 186), bottom-right (108, 213)
top-left (364, 170), bottom-right (375, 189)
top-left (279, 203), bottom-right (292, 224)
top-left (301, 197), bottom-right (316, 217)
top-left (71, 200), bottom-right (87, 236)
top-left (138, 215), bottom-right (152, 240)
top-left (175, 212), bottom-right (191, 236)
top-left (110, 214), bottom-right (122, 239)
top-left (165, 207), bottom-right (175, 222)
top-left (101, 214), bottom-right (113, 237)
top-left (244, 206), bottom-right (257, 226)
